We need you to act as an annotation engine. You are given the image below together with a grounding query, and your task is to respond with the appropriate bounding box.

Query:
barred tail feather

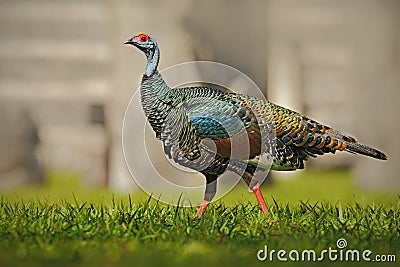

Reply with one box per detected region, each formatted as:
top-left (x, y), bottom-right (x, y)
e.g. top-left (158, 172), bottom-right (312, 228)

top-left (345, 142), bottom-right (387, 160)
top-left (323, 129), bottom-right (387, 160)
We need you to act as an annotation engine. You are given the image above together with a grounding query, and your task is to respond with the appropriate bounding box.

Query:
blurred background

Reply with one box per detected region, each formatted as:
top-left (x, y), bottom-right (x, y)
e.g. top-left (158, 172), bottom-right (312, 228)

top-left (0, 0), bottom-right (399, 198)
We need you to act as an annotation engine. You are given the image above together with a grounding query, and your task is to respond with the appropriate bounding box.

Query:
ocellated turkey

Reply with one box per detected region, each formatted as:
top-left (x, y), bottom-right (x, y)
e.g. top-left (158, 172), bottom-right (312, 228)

top-left (125, 33), bottom-right (387, 217)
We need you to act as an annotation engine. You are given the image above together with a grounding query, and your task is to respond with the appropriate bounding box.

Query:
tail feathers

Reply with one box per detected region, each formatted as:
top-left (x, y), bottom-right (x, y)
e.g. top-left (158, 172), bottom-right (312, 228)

top-left (325, 129), bottom-right (387, 160)
top-left (345, 142), bottom-right (387, 160)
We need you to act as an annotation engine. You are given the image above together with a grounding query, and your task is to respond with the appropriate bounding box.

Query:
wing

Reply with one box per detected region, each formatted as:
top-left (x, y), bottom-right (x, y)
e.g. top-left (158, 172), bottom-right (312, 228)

top-left (160, 101), bottom-right (202, 161)
top-left (158, 86), bottom-right (260, 161)
top-left (182, 88), bottom-right (262, 160)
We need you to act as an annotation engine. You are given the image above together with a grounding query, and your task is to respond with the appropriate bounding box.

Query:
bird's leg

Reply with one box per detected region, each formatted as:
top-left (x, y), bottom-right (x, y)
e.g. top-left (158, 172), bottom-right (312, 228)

top-left (242, 172), bottom-right (269, 215)
top-left (196, 175), bottom-right (217, 217)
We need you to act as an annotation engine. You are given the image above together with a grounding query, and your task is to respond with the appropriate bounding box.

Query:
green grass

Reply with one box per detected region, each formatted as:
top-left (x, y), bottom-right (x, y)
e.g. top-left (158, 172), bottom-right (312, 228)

top-left (0, 170), bottom-right (399, 267)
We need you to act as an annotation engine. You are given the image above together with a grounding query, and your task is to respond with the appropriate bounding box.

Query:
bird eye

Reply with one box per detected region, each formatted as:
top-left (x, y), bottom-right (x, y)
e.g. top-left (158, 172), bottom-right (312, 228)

top-left (139, 34), bottom-right (149, 42)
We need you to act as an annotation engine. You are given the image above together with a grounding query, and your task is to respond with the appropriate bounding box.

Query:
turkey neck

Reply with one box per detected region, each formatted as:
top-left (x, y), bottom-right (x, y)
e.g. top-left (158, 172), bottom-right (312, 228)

top-left (141, 42), bottom-right (170, 102)
top-left (145, 44), bottom-right (160, 77)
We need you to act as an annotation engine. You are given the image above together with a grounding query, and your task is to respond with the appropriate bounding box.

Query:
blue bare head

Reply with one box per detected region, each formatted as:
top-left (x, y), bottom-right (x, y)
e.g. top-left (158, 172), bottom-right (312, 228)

top-left (125, 32), bottom-right (159, 77)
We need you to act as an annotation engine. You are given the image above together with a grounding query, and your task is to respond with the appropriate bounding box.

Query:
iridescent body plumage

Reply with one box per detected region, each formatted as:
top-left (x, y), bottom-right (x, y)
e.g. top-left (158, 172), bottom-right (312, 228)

top-left (125, 33), bottom-right (387, 217)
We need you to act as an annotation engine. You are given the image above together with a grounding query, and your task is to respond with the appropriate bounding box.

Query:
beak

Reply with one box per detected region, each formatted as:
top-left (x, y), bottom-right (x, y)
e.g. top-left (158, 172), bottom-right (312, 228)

top-left (124, 37), bottom-right (135, 45)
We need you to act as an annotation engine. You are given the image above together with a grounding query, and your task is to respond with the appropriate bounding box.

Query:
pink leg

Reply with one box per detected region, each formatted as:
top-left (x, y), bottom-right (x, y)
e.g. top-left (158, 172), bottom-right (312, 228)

top-left (196, 180), bottom-right (216, 217)
top-left (252, 184), bottom-right (269, 215)
top-left (196, 200), bottom-right (210, 217)
top-left (242, 172), bottom-right (269, 215)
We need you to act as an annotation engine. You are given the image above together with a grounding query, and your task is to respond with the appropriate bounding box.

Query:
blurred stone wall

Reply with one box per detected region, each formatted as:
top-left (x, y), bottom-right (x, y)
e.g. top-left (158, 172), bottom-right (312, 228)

top-left (0, 0), bottom-right (111, 188)
top-left (0, 101), bottom-right (43, 190)
top-left (264, 0), bottom-right (400, 189)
